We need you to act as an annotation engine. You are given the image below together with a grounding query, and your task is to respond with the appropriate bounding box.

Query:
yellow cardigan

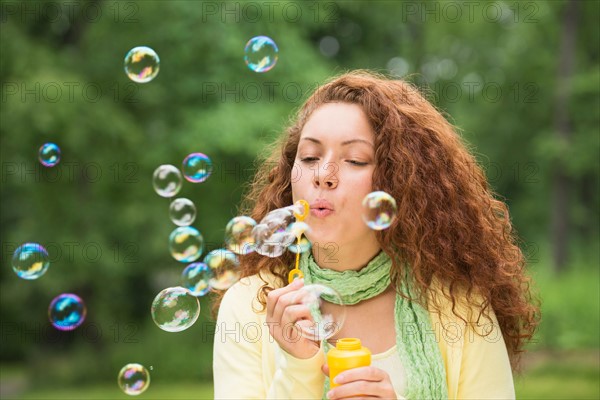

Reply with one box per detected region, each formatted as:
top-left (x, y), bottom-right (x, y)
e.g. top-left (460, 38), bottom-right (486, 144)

top-left (213, 272), bottom-right (515, 399)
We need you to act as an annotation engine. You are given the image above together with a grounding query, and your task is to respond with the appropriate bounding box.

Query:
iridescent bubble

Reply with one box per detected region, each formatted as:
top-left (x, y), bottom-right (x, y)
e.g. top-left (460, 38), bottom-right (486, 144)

top-left (286, 222), bottom-right (311, 238)
top-left (118, 363), bottom-right (150, 396)
top-left (288, 236), bottom-right (311, 254)
top-left (48, 293), bottom-right (86, 331)
top-left (12, 243), bottom-right (50, 280)
top-left (361, 191), bottom-right (398, 230)
top-left (253, 204), bottom-right (304, 257)
top-left (225, 216), bottom-right (257, 255)
top-left (294, 284), bottom-right (346, 341)
top-left (286, 222), bottom-right (311, 254)
top-left (169, 226), bottom-right (204, 262)
top-left (204, 249), bottom-right (240, 290)
top-left (169, 198), bottom-right (196, 226)
top-left (153, 165), bottom-right (183, 198)
top-left (151, 287), bottom-right (200, 332)
top-left (182, 153), bottom-right (213, 183)
top-left (181, 262), bottom-right (213, 296)
top-left (38, 143), bottom-right (60, 167)
top-left (124, 46), bottom-right (160, 83)
top-left (244, 36), bottom-right (278, 73)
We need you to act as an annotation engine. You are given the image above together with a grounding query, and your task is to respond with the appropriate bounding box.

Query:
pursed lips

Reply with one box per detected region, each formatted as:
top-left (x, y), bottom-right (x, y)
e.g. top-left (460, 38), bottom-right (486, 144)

top-left (310, 199), bottom-right (334, 218)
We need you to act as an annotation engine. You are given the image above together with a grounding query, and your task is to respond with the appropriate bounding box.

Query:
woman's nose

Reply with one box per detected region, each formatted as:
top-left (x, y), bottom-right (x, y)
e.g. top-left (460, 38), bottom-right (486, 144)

top-left (312, 161), bottom-right (339, 189)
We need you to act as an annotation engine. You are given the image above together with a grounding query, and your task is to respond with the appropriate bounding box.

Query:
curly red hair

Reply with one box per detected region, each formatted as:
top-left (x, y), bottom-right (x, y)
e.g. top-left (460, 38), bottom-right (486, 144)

top-left (213, 70), bottom-right (539, 370)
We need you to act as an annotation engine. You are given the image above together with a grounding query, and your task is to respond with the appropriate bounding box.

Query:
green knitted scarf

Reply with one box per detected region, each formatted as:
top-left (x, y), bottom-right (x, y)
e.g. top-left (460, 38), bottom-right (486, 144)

top-left (299, 251), bottom-right (448, 399)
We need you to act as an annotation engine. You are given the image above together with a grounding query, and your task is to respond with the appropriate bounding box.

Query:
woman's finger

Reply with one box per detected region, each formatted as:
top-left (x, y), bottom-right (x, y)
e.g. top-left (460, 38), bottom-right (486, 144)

top-left (266, 278), bottom-right (304, 319)
top-left (333, 366), bottom-right (384, 385)
top-left (327, 367), bottom-right (396, 400)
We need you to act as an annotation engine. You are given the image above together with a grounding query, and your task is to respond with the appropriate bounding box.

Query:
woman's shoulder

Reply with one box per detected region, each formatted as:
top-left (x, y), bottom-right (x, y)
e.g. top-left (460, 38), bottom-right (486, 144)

top-left (427, 277), bottom-right (495, 325)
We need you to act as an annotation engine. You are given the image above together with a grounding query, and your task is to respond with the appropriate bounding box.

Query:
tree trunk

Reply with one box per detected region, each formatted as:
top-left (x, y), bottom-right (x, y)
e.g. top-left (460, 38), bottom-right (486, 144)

top-left (551, 0), bottom-right (579, 273)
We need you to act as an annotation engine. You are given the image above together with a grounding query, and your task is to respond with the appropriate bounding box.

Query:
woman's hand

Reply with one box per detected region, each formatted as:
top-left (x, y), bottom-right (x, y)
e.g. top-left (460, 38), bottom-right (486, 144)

top-left (321, 364), bottom-right (399, 399)
top-left (266, 278), bottom-right (321, 359)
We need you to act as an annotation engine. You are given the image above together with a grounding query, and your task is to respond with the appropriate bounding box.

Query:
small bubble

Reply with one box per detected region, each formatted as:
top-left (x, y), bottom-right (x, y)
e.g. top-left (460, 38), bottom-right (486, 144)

top-left (244, 36), bottom-right (278, 73)
top-left (48, 293), bottom-right (86, 331)
top-left (182, 153), bottom-right (213, 183)
top-left (153, 165), bottom-right (183, 198)
top-left (169, 226), bottom-right (204, 263)
top-left (39, 143), bottom-right (61, 167)
top-left (124, 46), bottom-right (160, 83)
top-left (118, 363), bottom-right (150, 395)
top-left (361, 191), bottom-right (397, 230)
top-left (12, 243), bottom-right (50, 280)
top-left (169, 198), bottom-right (197, 226)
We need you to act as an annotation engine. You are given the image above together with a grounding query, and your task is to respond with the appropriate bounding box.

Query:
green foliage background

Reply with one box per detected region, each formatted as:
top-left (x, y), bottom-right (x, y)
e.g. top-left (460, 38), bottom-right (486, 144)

top-left (1, 0), bottom-right (598, 397)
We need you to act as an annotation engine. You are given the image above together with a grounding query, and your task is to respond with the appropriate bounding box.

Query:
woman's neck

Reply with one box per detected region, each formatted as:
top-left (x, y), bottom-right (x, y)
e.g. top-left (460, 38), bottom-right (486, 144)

top-left (311, 242), bottom-right (381, 272)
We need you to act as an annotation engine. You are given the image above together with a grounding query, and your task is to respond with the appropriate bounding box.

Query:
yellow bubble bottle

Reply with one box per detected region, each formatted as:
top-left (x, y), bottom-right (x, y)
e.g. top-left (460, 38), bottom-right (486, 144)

top-left (327, 338), bottom-right (371, 388)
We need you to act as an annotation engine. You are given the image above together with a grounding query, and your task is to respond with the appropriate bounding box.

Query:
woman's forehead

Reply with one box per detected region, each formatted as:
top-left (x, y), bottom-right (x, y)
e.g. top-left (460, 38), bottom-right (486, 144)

top-left (299, 103), bottom-right (375, 145)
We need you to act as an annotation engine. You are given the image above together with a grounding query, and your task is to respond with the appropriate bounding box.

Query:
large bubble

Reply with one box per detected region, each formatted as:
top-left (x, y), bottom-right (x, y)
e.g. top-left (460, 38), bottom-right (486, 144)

top-left (169, 226), bottom-right (204, 262)
top-left (182, 153), bottom-right (213, 183)
top-left (169, 198), bottom-right (196, 226)
top-left (124, 46), bottom-right (160, 83)
top-left (151, 287), bottom-right (200, 332)
top-left (252, 203), bottom-right (306, 257)
top-left (118, 363), bottom-right (150, 396)
top-left (361, 191), bottom-right (397, 230)
top-left (38, 143), bottom-right (61, 167)
top-left (244, 36), bottom-right (278, 73)
top-left (48, 293), bottom-right (87, 331)
top-left (153, 165), bottom-right (183, 198)
top-left (12, 243), bottom-right (50, 280)
top-left (224, 216), bottom-right (256, 255)
top-left (204, 249), bottom-right (240, 290)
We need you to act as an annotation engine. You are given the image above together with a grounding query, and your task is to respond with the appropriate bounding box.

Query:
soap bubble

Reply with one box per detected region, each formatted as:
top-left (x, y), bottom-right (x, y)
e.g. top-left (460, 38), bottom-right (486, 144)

top-left (204, 249), bottom-right (240, 290)
top-left (153, 165), bottom-right (183, 198)
top-left (124, 46), bottom-right (160, 83)
top-left (286, 222), bottom-right (310, 238)
top-left (48, 293), bottom-right (86, 331)
top-left (253, 203), bottom-right (306, 257)
top-left (288, 236), bottom-right (311, 254)
top-left (118, 363), bottom-right (150, 396)
top-left (225, 216), bottom-right (256, 255)
top-left (294, 284), bottom-right (345, 341)
top-left (361, 191), bottom-right (397, 230)
top-left (181, 262), bottom-right (213, 296)
top-left (151, 287), bottom-right (200, 332)
top-left (244, 36), bottom-right (278, 73)
top-left (182, 153), bottom-right (212, 183)
top-left (286, 222), bottom-right (311, 254)
top-left (169, 198), bottom-right (196, 226)
top-left (38, 143), bottom-right (60, 167)
top-left (169, 226), bottom-right (204, 262)
top-left (12, 243), bottom-right (50, 280)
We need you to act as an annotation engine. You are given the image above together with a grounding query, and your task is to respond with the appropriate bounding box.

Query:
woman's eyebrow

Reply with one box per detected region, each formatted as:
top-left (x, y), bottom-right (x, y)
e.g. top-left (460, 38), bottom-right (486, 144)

top-left (341, 139), bottom-right (374, 147)
top-left (300, 137), bottom-right (374, 147)
top-left (300, 137), bottom-right (321, 144)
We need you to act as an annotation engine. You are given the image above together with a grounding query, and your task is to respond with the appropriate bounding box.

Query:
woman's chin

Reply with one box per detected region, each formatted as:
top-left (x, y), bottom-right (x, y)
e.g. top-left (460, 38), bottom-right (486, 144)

top-left (305, 232), bottom-right (341, 249)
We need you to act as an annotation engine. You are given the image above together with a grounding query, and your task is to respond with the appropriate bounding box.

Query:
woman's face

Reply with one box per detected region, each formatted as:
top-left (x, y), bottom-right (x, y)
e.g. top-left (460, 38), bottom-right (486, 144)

top-left (291, 102), bottom-right (379, 255)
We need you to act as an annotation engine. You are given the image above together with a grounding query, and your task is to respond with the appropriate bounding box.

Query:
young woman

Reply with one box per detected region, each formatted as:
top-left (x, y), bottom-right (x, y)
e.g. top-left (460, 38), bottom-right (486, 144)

top-left (213, 71), bottom-right (539, 399)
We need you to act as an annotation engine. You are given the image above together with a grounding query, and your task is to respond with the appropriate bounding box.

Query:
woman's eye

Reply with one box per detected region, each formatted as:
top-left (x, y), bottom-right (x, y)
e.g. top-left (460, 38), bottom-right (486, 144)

top-left (300, 157), bottom-right (319, 163)
top-left (348, 160), bottom-right (368, 166)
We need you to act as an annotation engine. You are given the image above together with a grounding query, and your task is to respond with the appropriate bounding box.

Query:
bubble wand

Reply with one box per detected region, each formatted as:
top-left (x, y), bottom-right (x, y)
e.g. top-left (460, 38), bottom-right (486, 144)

top-left (288, 200), bottom-right (309, 284)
